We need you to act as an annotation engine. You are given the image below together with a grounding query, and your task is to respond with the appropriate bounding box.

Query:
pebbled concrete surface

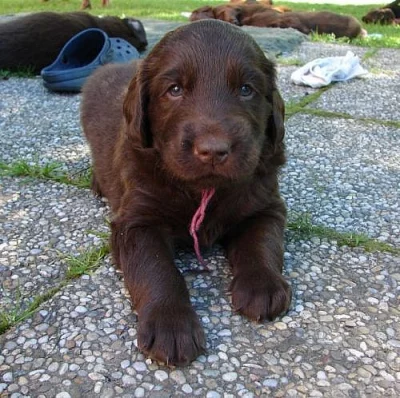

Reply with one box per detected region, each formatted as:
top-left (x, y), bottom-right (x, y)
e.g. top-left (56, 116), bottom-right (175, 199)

top-left (0, 19), bottom-right (399, 398)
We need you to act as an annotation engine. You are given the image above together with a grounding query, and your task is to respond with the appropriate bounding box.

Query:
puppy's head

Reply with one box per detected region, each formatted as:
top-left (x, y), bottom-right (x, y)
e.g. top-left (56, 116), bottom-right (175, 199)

top-left (189, 6), bottom-right (216, 22)
top-left (362, 9), bottom-right (395, 24)
top-left (123, 20), bottom-right (284, 189)
top-left (214, 5), bottom-right (241, 25)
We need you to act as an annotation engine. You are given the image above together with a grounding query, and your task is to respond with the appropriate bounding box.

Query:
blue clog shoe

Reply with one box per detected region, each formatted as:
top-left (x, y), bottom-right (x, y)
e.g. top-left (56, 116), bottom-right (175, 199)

top-left (41, 28), bottom-right (140, 92)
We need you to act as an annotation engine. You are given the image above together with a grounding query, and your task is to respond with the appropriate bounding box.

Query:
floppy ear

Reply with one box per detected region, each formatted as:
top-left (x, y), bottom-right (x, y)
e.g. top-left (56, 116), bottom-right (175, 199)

top-left (123, 18), bottom-right (147, 50)
top-left (122, 69), bottom-right (152, 148)
top-left (267, 90), bottom-right (285, 153)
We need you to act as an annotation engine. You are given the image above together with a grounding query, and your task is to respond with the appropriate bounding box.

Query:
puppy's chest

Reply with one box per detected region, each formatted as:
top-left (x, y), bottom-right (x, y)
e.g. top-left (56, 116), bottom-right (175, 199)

top-left (169, 193), bottom-right (257, 247)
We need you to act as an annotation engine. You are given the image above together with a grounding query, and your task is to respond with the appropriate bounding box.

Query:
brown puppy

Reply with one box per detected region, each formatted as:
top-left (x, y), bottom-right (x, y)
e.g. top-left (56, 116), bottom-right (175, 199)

top-left (0, 12), bottom-right (147, 73)
top-left (362, 0), bottom-right (400, 24)
top-left (189, 5), bottom-right (216, 22)
top-left (230, 0), bottom-right (273, 5)
top-left (362, 8), bottom-right (396, 24)
top-left (190, 3), bottom-right (290, 24)
top-left (242, 10), bottom-right (364, 38)
top-left (81, 20), bottom-right (291, 366)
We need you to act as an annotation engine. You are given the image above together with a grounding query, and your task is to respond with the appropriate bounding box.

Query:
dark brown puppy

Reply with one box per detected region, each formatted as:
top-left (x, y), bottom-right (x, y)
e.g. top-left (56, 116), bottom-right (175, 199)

top-left (190, 3), bottom-right (290, 24)
top-left (242, 10), bottom-right (364, 38)
top-left (189, 5), bottom-right (216, 22)
top-left (81, 20), bottom-right (291, 366)
top-left (362, 8), bottom-right (396, 24)
top-left (0, 12), bottom-right (147, 73)
top-left (230, 0), bottom-right (271, 4)
top-left (362, 0), bottom-right (400, 24)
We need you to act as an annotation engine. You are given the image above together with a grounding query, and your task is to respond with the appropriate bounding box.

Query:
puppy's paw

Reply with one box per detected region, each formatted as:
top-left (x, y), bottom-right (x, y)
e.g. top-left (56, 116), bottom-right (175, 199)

top-left (138, 303), bottom-right (206, 366)
top-left (231, 270), bottom-right (291, 321)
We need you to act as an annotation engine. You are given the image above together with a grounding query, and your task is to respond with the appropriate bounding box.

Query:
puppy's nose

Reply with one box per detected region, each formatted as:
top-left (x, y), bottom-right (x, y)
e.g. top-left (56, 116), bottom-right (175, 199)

top-left (193, 137), bottom-right (230, 165)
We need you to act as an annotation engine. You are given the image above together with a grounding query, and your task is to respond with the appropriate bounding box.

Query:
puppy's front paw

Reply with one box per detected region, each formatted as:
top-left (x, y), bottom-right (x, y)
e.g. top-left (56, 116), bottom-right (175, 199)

top-left (231, 270), bottom-right (291, 321)
top-left (138, 303), bottom-right (205, 366)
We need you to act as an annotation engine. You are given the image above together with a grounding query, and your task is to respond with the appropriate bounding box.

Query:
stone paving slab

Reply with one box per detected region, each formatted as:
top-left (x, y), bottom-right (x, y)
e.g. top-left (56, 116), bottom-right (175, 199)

top-left (0, 79), bottom-right (86, 172)
top-left (141, 19), bottom-right (308, 58)
top-left (290, 42), bottom-right (370, 64)
top-left (282, 114), bottom-right (400, 246)
top-left (0, 178), bottom-right (108, 312)
top-left (367, 48), bottom-right (400, 73)
top-left (309, 73), bottom-right (400, 121)
top-left (0, 242), bottom-right (399, 397)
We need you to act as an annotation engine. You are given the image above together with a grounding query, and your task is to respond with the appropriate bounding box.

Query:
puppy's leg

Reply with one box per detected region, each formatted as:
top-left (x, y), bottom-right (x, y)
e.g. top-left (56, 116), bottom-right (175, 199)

top-left (81, 0), bottom-right (91, 9)
top-left (111, 221), bottom-right (205, 366)
top-left (90, 172), bottom-right (103, 197)
top-left (224, 202), bottom-right (291, 321)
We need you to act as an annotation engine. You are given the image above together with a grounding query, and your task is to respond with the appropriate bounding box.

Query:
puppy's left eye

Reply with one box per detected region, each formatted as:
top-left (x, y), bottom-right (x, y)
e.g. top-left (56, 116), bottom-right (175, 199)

top-left (239, 84), bottom-right (253, 97)
top-left (168, 84), bottom-right (183, 97)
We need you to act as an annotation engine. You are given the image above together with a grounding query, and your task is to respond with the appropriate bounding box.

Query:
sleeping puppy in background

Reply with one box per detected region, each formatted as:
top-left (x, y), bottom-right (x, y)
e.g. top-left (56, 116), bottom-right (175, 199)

top-left (241, 9), bottom-right (365, 38)
top-left (81, 19), bottom-right (291, 366)
top-left (0, 11), bottom-right (147, 73)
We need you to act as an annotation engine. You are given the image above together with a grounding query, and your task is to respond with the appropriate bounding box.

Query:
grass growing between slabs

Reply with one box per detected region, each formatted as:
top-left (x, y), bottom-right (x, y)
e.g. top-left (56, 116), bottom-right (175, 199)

top-left (0, 160), bottom-right (92, 189)
top-left (63, 244), bottom-right (110, 279)
top-left (1, 0), bottom-right (399, 49)
top-left (287, 213), bottom-right (400, 255)
top-left (0, 242), bottom-right (109, 335)
top-left (0, 286), bottom-right (62, 334)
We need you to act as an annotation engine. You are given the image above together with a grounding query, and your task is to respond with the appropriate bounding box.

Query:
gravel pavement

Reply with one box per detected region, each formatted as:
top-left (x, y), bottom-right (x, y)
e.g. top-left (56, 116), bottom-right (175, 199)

top-left (0, 19), bottom-right (399, 397)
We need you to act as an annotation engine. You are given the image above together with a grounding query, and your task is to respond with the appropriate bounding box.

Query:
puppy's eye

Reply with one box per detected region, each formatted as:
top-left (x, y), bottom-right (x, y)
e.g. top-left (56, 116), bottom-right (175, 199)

top-left (168, 84), bottom-right (183, 97)
top-left (239, 84), bottom-right (253, 97)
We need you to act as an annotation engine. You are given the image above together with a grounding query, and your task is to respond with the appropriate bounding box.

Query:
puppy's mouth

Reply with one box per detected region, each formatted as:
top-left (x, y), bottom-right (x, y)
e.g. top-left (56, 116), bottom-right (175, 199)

top-left (186, 171), bottom-right (238, 189)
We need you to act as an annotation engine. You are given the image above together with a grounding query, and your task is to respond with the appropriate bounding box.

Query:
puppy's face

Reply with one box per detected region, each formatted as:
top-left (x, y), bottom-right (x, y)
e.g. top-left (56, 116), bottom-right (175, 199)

top-left (124, 20), bottom-right (284, 189)
top-left (189, 6), bottom-right (215, 22)
top-left (214, 5), bottom-right (241, 25)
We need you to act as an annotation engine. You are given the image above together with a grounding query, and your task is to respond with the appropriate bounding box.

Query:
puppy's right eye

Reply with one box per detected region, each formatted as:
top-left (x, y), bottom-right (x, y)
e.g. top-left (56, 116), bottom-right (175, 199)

top-left (167, 84), bottom-right (183, 97)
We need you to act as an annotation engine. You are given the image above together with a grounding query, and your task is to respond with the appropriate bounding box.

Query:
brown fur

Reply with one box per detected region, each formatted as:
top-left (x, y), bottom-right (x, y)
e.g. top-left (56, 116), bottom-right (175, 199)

top-left (0, 12), bottom-right (147, 73)
top-left (242, 9), bottom-right (363, 38)
top-left (191, 4), bottom-right (362, 38)
top-left (190, 3), bottom-right (290, 23)
top-left (189, 6), bottom-right (216, 22)
top-left (362, 0), bottom-right (400, 24)
top-left (81, 20), bottom-right (291, 366)
top-left (230, 0), bottom-right (273, 5)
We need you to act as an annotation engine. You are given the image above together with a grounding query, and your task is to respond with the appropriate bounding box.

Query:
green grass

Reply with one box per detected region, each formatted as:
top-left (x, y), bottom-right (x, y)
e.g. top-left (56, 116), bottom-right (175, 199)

top-left (64, 244), bottom-right (109, 279)
top-left (298, 107), bottom-right (400, 128)
top-left (1, 1), bottom-right (399, 48)
top-left (0, 160), bottom-right (92, 189)
top-left (283, 84), bottom-right (400, 128)
top-left (276, 56), bottom-right (304, 67)
top-left (0, 286), bottom-right (62, 334)
top-left (0, 243), bottom-right (109, 335)
top-left (285, 87), bottom-right (331, 118)
top-left (278, 3), bottom-right (400, 48)
top-left (361, 48), bottom-right (379, 61)
top-left (0, 67), bottom-right (36, 78)
top-left (287, 213), bottom-right (399, 254)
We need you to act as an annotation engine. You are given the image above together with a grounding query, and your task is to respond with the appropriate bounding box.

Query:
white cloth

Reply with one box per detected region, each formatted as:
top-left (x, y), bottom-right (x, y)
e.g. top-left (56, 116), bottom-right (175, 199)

top-left (291, 51), bottom-right (368, 88)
